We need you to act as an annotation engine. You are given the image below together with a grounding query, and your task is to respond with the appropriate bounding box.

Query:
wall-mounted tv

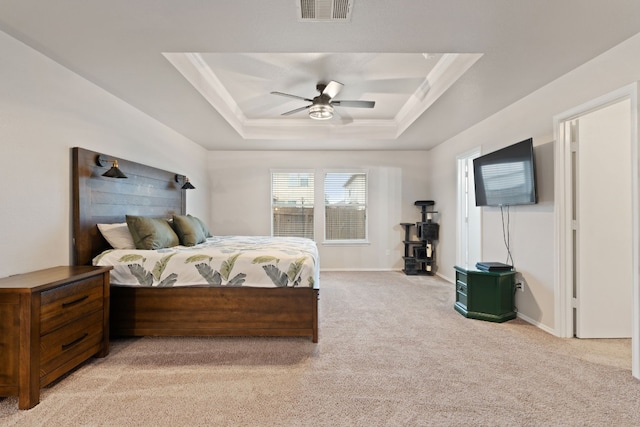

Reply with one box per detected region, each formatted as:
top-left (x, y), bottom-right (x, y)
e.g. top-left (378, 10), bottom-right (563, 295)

top-left (473, 138), bottom-right (537, 207)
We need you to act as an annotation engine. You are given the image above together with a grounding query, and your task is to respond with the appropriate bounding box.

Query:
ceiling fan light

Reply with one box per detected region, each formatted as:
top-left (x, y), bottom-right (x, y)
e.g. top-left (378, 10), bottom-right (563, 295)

top-left (309, 104), bottom-right (334, 120)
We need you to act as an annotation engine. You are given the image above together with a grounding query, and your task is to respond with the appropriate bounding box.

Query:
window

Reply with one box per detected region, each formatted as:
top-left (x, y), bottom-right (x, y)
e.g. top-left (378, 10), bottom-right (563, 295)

top-left (324, 172), bottom-right (367, 242)
top-left (271, 172), bottom-right (314, 239)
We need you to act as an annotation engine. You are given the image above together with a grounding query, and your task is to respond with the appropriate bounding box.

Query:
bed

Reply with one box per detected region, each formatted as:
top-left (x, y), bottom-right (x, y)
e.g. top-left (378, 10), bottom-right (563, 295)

top-left (72, 147), bottom-right (319, 342)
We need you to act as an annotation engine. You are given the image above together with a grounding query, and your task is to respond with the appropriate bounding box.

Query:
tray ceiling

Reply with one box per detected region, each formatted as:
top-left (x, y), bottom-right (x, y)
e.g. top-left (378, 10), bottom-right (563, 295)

top-left (1, 1), bottom-right (639, 150)
top-left (164, 52), bottom-right (482, 140)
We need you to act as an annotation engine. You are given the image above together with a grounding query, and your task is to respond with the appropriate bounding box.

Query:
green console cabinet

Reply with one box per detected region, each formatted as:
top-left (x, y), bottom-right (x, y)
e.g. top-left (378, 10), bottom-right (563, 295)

top-left (454, 266), bottom-right (516, 323)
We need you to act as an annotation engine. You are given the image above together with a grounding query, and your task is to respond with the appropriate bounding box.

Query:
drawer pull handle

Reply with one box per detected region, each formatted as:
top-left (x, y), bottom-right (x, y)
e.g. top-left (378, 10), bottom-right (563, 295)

top-left (61, 295), bottom-right (89, 308)
top-left (61, 333), bottom-right (89, 351)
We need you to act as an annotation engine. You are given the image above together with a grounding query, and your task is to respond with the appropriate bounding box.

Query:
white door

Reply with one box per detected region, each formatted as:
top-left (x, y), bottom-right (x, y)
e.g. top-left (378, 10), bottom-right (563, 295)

top-left (457, 150), bottom-right (482, 269)
top-left (574, 99), bottom-right (632, 338)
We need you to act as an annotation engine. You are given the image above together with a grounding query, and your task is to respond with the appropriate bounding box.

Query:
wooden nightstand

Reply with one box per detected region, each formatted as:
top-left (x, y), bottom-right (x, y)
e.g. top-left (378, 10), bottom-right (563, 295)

top-left (0, 265), bottom-right (112, 409)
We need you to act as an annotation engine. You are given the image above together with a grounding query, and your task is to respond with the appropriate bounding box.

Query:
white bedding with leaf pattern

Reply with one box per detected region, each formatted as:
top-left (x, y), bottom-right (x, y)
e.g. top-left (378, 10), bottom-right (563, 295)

top-left (93, 235), bottom-right (319, 288)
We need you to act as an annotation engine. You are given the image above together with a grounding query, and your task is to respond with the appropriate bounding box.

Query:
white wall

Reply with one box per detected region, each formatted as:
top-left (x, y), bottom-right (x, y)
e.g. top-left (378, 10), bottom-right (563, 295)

top-left (0, 30), bottom-right (209, 278)
top-left (427, 32), bottom-right (640, 332)
top-left (208, 150), bottom-right (429, 270)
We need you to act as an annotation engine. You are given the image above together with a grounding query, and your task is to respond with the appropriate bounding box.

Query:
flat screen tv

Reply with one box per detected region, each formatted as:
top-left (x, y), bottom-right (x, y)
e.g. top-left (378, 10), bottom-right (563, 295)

top-left (473, 138), bottom-right (537, 207)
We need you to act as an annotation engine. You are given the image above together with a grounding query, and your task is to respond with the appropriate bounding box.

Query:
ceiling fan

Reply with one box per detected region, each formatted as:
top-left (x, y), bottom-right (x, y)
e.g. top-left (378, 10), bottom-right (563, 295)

top-left (270, 80), bottom-right (375, 120)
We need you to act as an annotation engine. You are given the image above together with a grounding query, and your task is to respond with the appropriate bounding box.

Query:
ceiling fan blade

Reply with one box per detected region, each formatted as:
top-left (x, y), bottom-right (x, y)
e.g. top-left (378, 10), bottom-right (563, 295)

top-left (322, 80), bottom-right (343, 99)
top-left (331, 100), bottom-right (375, 108)
top-left (270, 91), bottom-right (313, 102)
top-left (281, 105), bottom-right (312, 116)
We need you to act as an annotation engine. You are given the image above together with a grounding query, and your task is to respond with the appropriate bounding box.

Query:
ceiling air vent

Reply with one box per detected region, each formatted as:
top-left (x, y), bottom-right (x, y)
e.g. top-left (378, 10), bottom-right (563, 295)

top-left (297, 0), bottom-right (353, 21)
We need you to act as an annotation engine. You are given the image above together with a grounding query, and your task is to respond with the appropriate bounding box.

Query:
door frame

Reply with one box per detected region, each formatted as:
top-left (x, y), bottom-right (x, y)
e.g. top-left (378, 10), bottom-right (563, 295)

top-left (456, 148), bottom-right (482, 268)
top-left (553, 82), bottom-right (639, 378)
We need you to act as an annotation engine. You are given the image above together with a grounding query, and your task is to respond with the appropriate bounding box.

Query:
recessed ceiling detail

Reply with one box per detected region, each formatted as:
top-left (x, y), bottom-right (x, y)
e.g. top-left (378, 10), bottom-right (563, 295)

top-left (2, 1), bottom-right (638, 151)
top-left (163, 52), bottom-right (482, 140)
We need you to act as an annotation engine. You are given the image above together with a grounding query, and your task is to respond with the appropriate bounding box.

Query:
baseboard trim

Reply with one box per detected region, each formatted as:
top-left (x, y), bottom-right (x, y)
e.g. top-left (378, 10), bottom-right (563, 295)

top-left (517, 312), bottom-right (557, 335)
top-left (436, 272), bottom-right (454, 284)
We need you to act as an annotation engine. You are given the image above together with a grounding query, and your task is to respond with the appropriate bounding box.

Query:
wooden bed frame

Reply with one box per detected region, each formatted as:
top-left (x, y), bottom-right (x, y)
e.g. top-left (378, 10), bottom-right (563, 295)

top-left (72, 147), bottom-right (318, 342)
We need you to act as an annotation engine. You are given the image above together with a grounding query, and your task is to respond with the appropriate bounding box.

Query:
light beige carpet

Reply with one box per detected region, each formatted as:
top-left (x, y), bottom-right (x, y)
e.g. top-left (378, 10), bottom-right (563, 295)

top-left (1, 271), bottom-right (638, 426)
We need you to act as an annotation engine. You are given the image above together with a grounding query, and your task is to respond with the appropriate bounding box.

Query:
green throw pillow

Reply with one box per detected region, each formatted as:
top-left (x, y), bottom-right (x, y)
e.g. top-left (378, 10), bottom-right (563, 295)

top-left (189, 214), bottom-right (212, 238)
top-left (173, 214), bottom-right (207, 246)
top-left (126, 215), bottom-right (179, 250)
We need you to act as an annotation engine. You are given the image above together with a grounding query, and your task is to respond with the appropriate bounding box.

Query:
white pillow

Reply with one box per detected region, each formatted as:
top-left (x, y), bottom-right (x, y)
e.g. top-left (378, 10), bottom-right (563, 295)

top-left (97, 223), bottom-right (136, 249)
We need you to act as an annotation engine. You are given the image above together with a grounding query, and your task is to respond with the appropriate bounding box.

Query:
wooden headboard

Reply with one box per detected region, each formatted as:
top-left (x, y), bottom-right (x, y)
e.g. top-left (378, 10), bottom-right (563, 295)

top-left (72, 147), bottom-right (186, 265)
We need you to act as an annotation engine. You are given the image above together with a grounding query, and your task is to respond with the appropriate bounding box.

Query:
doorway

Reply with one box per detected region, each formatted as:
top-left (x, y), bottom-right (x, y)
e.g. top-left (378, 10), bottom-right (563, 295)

top-left (457, 149), bottom-right (482, 269)
top-left (554, 83), bottom-right (639, 378)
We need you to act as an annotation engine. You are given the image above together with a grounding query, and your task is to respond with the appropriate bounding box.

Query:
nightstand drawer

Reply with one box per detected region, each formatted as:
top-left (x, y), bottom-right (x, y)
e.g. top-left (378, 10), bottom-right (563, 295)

top-left (40, 276), bottom-right (104, 335)
top-left (39, 310), bottom-right (103, 384)
top-left (456, 270), bottom-right (468, 285)
top-left (456, 281), bottom-right (468, 307)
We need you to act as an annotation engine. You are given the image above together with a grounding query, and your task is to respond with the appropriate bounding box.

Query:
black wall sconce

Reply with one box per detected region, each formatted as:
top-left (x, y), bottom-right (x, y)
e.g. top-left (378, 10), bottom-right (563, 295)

top-left (175, 174), bottom-right (195, 189)
top-left (96, 154), bottom-right (127, 178)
